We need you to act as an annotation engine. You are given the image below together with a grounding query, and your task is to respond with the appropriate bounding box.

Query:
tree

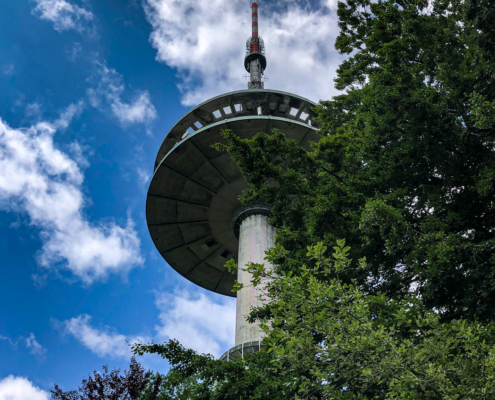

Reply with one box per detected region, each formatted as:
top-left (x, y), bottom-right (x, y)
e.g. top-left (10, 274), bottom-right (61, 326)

top-left (51, 357), bottom-right (161, 400)
top-left (215, 0), bottom-right (495, 322)
top-left (254, 242), bottom-right (495, 398)
top-left (133, 242), bottom-right (495, 398)
top-left (132, 340), bottom-right (286, 400)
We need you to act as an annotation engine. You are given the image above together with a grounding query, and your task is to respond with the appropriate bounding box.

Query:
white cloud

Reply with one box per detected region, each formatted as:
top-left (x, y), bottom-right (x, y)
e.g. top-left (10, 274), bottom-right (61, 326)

top-left (1, 333), bottom-right (46, 356)
top-left (61, 289), bottom-right (235, 359)
top-left (25, 333), bottom-right (46, 356)
top-left (111, 92), bottom-right (156, 126)
top-left (32, 0), bottom-right (94, 33)
top-left (143, 0), bottom-right (343, 106)
top-left (67, 42), bottom-right (83, 63)
top-left (0, 118), bottom-right (143, 284)
top-left (155, 290), bottom-right (236, 357)
top-left (67, 141), bottom-right (91, 168)
top-left (53, 101), bottom-right (85, 131)
top-left (88, 64), bottom-right (157, 129)
top-left (62, 314), bottom-right (149, 359)
top-left (0, 376), bottom-right (49, 400)
top-left (136, 167), bottom-right (150, 185)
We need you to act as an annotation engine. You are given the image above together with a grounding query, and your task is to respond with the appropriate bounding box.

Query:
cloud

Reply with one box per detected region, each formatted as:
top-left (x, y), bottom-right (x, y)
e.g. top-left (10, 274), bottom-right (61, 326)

top-left (25, 103), bottom-right (43, 120)
top-left (88, 64), bottom-right (157, 129)
top-left (1, 333), bottom-right (46, 356)
top-left (0, 335), bottom-right (17, 347)
top-left (136, 167), bottom-right (150, 185)
top-left (2, 64), bottom-right (14, 76)
top-left (155, 290), bottom-right (236, 357)
top-left (67, 42), bottom-right (83, 62)
top-left (143, 0), bottom-right (343, 106)
top-left (32, 0), bottom-right (94, 33)
top-left (53, 101), bottom-right (85, 131)
top-left (0, 376), bottom-right (49, 400)
top-left (0, 118), bottom-right (143, 284)
top-left (61, 314), bottom-right (149, 359)
top-left (61, 289), bottom-right (236, 359)
top-left (67, 141), bottom-right (91, 168)
top-left (26, 333), bottom-right (46, 356)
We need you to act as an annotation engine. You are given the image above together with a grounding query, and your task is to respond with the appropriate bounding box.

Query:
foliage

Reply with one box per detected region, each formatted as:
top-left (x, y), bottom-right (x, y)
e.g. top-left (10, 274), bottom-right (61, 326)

top-left (215, 0), bottom-right (495, 322)
top-left (132, 340), bottom-right (286, 400)
top-left (138, 369), bottom-right (196, 400)
top-left (51, 357), bottom-right (161, 400)
top-left (133, 243), bottom-right (495, 399)
top-left (257, 241), bottom-right (495, 398)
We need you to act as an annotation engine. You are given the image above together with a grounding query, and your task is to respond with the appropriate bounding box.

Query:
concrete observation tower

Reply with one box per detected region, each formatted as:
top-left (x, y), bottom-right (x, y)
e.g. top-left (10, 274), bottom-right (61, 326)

top-left (146, 0), bottom-right (320, 361)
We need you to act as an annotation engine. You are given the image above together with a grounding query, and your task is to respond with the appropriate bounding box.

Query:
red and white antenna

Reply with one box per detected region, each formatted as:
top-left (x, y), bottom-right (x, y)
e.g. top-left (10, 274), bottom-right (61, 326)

top-left (245, 0), bottom-right (266, 89)
top-left (251, 1), bottom-right (259, 39)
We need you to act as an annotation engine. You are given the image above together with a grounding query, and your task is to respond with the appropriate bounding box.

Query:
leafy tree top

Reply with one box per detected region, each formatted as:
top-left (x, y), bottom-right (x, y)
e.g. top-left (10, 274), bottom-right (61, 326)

top-left (215, 0), bottom-right (495, 322)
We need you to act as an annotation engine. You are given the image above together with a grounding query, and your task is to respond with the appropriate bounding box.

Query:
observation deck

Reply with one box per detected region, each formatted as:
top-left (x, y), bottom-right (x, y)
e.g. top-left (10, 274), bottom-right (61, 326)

top-left (147, 89), bottom-right (320, 297)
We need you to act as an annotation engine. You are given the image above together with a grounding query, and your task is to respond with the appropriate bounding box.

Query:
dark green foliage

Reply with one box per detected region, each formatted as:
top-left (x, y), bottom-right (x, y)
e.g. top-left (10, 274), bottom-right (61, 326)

top-left (216, 0), bottom-right (495, 322)
top-left (132, 340), bottom-right (286, 400)
top-left (133, 243), bottom-right (495, 398)
top-left (258, 242), bottom-right (495, 398)
top-left (51, 357), bottom-right (159, 400)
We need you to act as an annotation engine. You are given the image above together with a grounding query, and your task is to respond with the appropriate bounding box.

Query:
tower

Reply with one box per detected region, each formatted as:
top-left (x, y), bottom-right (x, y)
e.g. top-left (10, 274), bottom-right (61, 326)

top-left (146, 0), bottom-right (320, 361)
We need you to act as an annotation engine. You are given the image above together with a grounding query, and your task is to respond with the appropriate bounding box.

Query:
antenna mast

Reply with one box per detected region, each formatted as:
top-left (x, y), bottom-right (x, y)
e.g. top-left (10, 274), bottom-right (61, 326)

top-left (244, 1), bottom-right (267, 89)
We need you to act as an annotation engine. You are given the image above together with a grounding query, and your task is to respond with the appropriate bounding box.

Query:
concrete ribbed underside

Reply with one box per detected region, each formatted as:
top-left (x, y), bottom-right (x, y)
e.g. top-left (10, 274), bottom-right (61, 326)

top-left (147, 90), bottom-right (320, 297)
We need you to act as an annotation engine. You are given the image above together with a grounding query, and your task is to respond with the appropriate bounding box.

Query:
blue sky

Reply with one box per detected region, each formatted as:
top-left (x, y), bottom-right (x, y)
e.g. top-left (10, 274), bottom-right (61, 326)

top-left (0, 0), bottom-right (342, 398)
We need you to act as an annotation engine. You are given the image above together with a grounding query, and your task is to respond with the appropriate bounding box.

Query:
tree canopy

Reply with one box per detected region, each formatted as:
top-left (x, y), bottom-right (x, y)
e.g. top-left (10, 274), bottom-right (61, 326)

top-left (51, 357), bottom-right (161, 400)
top-left (218, 0), bottom-right (495, 322)
top-left (132, 242), bottom-right (495, 398)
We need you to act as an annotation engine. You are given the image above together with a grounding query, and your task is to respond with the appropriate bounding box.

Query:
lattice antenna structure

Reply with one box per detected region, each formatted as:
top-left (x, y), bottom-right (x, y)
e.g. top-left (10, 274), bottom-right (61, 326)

top-left (245, 1), bottom-right (267, 89)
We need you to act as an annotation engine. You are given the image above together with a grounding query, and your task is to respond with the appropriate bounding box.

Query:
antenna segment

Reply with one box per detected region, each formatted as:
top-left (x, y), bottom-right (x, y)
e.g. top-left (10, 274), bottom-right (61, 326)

top-left (245, 1), bottom-right (267, 89)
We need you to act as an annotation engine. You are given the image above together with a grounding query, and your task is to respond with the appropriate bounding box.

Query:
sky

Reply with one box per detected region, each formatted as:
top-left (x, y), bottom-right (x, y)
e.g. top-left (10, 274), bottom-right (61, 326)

top-left (0, 0), bottom-right (342, 398)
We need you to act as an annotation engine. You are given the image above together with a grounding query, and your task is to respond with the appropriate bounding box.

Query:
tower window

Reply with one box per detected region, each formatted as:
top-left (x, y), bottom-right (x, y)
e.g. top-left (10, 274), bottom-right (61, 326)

top-left (206, 239), bottom-right (217, 248)
top-left (221, 250), bottom-right (230, 258)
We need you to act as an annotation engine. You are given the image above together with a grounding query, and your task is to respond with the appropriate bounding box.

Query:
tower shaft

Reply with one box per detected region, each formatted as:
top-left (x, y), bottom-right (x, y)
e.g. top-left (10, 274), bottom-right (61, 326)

top-left (235, 214), bottom-right (276, 345)
top-left (249, 59), bottom-right (263, 90)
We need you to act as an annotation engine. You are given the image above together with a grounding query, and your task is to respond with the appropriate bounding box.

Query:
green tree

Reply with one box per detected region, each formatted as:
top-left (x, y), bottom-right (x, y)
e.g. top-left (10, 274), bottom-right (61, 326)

top-left (133, 340), bottom-right (286, 400)
top-left (216, 0), bottom-right (495, 322)
top-left (256, 242), bottom-right (495, 398)
top-left (133, 242), bottom-right (495, 398)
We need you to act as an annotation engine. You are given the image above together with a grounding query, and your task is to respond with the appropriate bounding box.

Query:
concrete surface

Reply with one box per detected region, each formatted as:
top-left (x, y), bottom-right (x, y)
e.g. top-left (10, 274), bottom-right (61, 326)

top-left (235, 214), bottom-right (276, 345)
top-left (147, 90), bottom-right (320, 297)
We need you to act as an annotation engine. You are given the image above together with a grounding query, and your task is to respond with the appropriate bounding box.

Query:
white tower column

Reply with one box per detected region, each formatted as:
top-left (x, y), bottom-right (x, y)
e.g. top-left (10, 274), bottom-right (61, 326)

top-left (235, 213), bottom-right (276, 345)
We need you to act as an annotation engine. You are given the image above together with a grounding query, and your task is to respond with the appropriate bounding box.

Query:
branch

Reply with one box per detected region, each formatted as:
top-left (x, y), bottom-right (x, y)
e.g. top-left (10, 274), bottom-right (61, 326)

top-left (320, 166), bottom-right (347, 186)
